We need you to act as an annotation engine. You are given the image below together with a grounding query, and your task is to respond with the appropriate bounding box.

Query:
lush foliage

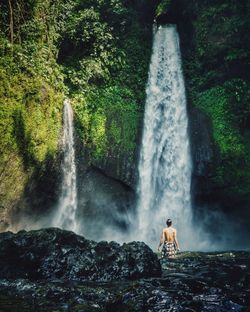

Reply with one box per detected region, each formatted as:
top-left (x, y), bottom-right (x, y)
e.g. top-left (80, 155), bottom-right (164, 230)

top-left (0, 68), bottom-right (63, 213)
top-left (0, 0), bottom-right (66, 217)
top-left (158, 0), bottom-right (250, 199)
top-left (74, 86), bottom-right (141, 162)
top-left (58, 0), bottom-right (154, 182)
top-left (155, 0), bottom-right (171, 17)
top-left (195, 80), bottom-right (250, 194)
top-left (0, 0), bottom-right (156, 217)
top-left (180, 0), bottom-right (250, 198)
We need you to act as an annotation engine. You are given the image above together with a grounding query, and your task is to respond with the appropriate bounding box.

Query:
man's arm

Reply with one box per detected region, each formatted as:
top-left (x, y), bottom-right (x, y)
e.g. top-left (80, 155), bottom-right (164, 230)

top-left (173, 230), bottom-right (180, 251)
top-left (158, 231), bottom-right (165, 251)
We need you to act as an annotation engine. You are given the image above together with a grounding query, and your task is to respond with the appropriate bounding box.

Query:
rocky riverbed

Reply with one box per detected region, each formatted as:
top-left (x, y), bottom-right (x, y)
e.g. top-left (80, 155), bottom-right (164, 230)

top-left (0, 229), bottom-right (249, 311)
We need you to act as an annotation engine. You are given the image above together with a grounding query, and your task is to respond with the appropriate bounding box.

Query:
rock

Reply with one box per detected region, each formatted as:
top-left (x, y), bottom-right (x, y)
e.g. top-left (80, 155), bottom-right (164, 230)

top-left (0, 228), bottom-right (161, 281)
top-left (76, 166), bottom-right (135, 242)
top-left (0, 251), bottom-right (249, 311)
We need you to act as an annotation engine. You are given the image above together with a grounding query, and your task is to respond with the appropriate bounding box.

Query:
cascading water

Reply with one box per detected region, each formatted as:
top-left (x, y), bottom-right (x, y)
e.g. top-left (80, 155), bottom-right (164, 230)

top-left (53, 99), bottom-right (78, 232)
top-left (136, 25), bottom-right (196, 250)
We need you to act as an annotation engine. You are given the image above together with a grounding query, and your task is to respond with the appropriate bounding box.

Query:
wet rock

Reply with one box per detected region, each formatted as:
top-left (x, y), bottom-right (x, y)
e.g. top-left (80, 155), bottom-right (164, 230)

top-left (0, 228), bottom-right (161, 281)
top-left (0, 240), bottom-right (249, 311)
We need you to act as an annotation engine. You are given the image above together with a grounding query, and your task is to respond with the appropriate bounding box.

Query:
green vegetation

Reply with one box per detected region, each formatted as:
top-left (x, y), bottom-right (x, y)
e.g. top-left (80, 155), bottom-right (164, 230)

top-left (195, 80), bottom-right (250, 194)
top-left (74, 86), bottom-right (141, 162)
top-left (0, 0), bottom-right (66, 221)
top-left (156, 0), bottom-right (250, 200)
top-left (0, 72), bottom-right (63, 220)
top-left (181, 0), bottom-right (250, 198)
top-left (0, 0), bottom-right (155, 220)
top-left (2, 0), bottom-right (249, 218)
top-left (155, 0), bottom-right (171, 17)
top-left (57, 0), bottom-right (155, 183)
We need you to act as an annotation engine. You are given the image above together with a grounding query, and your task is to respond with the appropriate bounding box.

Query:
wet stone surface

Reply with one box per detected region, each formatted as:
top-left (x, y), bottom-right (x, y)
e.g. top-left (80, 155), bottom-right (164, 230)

top-left (0, 228), bottom-right (161, 281)
top-left (0, 229), bottom-right (249, 311)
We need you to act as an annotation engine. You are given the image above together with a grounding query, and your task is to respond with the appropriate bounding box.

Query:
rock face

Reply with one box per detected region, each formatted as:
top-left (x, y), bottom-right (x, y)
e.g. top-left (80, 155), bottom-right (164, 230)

top-left (76, 166), bottom-right (135, 242)
top-left (0, 228), bottom-right (161, 281)
top-left (189, 107), bottom-right (214, 205)
top-left (0, 251), bottom-right (249, 311)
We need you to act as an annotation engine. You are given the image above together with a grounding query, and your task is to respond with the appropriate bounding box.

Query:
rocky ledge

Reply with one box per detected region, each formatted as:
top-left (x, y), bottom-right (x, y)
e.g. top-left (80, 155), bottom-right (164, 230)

top-left (0, 228), bottom-right (161, 281)
top-left (0, 229), bottom-right (249, 311)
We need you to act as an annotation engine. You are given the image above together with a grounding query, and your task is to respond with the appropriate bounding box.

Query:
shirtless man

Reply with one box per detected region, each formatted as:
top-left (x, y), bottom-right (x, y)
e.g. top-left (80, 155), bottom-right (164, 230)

top-left (158, 219), bottom-right (180, 258)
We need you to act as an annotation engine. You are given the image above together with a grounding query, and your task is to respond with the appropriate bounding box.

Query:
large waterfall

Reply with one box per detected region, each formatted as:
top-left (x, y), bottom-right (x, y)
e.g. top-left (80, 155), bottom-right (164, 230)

top-left (53, 99), bottom-right (78, 232)
top-left (136, 25), bottom-right (196, 250)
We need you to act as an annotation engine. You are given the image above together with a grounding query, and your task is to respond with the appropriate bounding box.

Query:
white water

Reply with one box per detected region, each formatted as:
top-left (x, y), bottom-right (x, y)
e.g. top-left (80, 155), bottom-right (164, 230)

top-left (52, 99), bottom-right (78, 232)
top-left (136, 25), bottom-right (197, 250)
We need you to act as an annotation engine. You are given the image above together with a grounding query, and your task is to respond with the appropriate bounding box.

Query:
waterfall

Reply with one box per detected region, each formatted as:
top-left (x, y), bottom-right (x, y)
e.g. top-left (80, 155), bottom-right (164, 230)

top-left (136, 25), bottom-right (196, 250)
top-left (53, 99), bottom-right (78, 232)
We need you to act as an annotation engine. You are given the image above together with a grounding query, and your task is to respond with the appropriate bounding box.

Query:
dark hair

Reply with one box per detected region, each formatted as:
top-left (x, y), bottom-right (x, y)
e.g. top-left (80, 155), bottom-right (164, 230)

top-left (166, 219), bottom-right (172, 226)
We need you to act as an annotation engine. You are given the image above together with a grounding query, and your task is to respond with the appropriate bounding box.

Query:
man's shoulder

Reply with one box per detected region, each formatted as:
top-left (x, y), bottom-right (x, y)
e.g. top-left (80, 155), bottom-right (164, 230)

top-left (164, 227), bottom-right (176, 232)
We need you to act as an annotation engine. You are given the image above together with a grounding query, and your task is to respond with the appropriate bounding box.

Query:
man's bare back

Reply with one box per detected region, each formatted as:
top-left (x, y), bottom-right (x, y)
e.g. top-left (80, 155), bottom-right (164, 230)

top-left (162, 226), bottom-right (177, 243)
top-left (158, 219), bottom-right (180, 258)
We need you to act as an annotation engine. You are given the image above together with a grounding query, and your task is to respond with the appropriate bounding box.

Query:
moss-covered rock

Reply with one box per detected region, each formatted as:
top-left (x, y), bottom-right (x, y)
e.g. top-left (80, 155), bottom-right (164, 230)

top-left (0, 0), bottom-right (66, 226)
top-left (0, 69), bottom-right (64, 228)
top-left (73, 86), bottom-right (142, 185)
top-left (59, 0), bottom-right (156, 186)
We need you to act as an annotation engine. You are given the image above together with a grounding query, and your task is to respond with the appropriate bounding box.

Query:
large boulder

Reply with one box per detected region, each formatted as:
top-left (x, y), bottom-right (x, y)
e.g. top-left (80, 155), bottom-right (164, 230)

top-left (0, 228), bottom-right (161, 281)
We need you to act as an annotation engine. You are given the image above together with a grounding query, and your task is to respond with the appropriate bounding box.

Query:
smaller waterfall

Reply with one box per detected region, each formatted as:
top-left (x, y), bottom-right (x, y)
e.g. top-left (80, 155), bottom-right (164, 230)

top-left (53, 99), bottom-right (78, 232)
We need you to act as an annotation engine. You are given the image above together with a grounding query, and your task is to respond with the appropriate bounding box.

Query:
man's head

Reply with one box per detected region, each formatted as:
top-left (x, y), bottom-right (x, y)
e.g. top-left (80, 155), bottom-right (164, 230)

top-left (166, 219), bottom-right (172, 227)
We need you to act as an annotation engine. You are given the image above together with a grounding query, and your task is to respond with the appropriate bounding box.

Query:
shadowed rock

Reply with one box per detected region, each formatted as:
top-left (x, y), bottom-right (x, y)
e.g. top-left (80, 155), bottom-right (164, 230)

top-left (0, 249), bottom-right (249, 311)
top-left (0, 228), bottom-right (161, 281)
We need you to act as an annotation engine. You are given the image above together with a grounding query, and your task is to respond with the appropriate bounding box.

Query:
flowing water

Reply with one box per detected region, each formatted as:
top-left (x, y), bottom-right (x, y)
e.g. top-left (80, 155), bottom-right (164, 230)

top-left (136, 25), bottom-right (196, 250)
top-left (53, 99), bottom-right (78, 232)
top-left (51, 26), bottom-right (204, 249)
